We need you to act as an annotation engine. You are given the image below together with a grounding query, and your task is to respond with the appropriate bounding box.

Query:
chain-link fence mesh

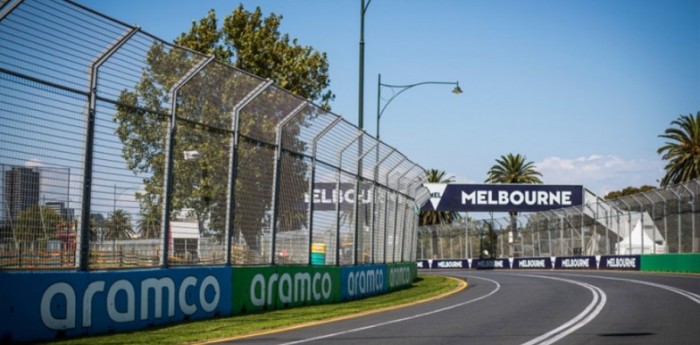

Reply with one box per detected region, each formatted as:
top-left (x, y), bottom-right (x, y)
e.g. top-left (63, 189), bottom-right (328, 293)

top-left (418, 181), bottom-right (700, 259)
top-left (0, 0), bottom-right (429, 270)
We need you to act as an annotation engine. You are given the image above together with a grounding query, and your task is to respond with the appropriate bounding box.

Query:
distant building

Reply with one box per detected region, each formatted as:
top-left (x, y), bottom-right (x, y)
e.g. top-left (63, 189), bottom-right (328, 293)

top-left (45, 201), bottom-right (74, 222)
top-left (3, 167), bottom-right (40, 222)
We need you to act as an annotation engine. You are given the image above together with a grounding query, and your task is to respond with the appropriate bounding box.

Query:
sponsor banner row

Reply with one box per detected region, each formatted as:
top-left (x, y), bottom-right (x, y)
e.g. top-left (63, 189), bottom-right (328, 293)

top-left (417, 255), bottom-right (641, 270)
top-left (0, 263), bottom-right (417, 343)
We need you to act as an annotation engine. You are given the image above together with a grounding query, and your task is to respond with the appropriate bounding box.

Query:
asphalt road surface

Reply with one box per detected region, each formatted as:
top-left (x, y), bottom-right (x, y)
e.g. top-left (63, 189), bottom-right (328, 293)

top-left (213, 270), bottom-right (700, 345)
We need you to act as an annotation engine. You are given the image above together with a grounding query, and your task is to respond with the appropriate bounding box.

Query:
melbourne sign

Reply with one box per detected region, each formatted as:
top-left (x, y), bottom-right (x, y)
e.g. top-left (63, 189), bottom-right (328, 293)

top-left (422, 183), bottom-right (584, 212)
top-left (303, 182), bottom-right (373, 211)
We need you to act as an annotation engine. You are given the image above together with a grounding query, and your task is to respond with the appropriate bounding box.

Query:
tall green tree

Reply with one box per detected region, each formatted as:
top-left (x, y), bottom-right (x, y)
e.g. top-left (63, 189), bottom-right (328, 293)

top-left (104, 209), bottom-right (134, 241)
top-left (658, 111), bottom-right (700, 187)
top-left (114, 5), bottom-right (334, 253)
top-left (13, 206), bottom-right (61, 249)
top-left (485, 153), bottom-right (543, 185)
top-left (485, 153), bottom-right (542, 257)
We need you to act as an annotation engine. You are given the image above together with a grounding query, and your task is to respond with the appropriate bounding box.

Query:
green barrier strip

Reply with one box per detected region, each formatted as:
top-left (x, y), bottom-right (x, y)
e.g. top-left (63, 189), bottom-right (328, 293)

top-left (641, 254), bottom-right (700, 273)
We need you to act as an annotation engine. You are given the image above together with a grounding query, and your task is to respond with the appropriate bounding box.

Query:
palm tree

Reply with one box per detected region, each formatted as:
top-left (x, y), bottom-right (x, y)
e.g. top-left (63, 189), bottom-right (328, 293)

top-left (105, 209), bottom-right (134, 241)
top-left (657, 112), bottom-right (700, 187)
top-left (138, 207), bottom-right (161, 239)
top-left (485, 153), bottom-right (543, 185)
top-left (485, 153), bottom-right (542, 257)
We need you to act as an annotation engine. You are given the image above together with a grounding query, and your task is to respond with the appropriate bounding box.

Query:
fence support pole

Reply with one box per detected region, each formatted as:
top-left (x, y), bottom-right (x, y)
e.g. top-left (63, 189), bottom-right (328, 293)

top-left (681, 184), bottom-right (695, 252)
top-left (306, 117), bottom-right (342, 265)
top-left (270, 101), bottom-right (310, 265)
top-left (225, 79), bottom-right (273, 265)
top-left (79, 26), bottom-right (140, 271)
top-left (335, 131), bottom-right (364, 265)
top-left (160, 56), bottom-right (215, 268)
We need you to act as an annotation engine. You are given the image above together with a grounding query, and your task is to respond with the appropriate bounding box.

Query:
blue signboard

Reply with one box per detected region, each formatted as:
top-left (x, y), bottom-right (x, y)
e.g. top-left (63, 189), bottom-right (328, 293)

top-left (422, 184), bottom-right (584, 212)
top-left (340, 264), bottom-right (387, 300)
top-left (555, 256), bottom-right (597, 269)
top-left (0, 267), bottom-right (232, 343)
top-left (513, 257), bottom-right (553, 269)
top-left (599, 255), bottom-right (641, 270)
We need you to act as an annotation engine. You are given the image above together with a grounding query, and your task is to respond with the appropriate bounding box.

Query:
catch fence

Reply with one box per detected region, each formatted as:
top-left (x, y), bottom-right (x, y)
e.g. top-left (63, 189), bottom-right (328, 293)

top-left (0, 0), bottom-right (429, 270)
top-left (418, 180), bottom-right (700, 259)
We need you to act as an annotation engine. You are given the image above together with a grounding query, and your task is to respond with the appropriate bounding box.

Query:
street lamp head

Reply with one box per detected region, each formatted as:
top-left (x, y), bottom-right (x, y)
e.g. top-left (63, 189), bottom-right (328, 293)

top-left (452, 83), bottom-right (463, 95)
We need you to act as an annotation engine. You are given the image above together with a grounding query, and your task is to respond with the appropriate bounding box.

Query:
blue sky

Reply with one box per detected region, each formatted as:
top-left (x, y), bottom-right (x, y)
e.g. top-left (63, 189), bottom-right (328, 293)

top-left (77, 0), bottom-right (699, 197)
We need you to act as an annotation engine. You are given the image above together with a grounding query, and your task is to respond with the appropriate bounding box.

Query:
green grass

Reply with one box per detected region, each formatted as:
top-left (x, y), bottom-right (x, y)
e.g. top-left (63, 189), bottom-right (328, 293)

top-left (47, 274), bottom-right (461, 345)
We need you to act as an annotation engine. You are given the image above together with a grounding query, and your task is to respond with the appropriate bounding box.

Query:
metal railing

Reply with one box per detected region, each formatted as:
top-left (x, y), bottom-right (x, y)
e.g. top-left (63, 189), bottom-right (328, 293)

top-left (0, 0), bottom-right (429, 270)
top-left (418, 180), bottom-right (700, 259)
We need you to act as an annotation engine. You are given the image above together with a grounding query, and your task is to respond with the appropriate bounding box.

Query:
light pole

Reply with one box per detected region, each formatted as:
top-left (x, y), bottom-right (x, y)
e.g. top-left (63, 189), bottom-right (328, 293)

top-left (376, 73), bottom-right (462, 139)
top-left (359, 0), bottom-right (372, 130)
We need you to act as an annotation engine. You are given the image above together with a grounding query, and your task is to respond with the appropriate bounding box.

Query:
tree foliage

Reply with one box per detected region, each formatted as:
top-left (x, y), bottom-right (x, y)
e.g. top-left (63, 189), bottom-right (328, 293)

top-left (104, 209), bottom-right (134, 241)
top-left (485, 153), bottom-right (543, 185)
top-left (658, 111), bottom-right (700, 187)
top-left (13, 206), bottom-right (61, 247)
top-left (604, 185), bottom-right (656, 200)
top-left (114, 5), bottom-right (333, 251)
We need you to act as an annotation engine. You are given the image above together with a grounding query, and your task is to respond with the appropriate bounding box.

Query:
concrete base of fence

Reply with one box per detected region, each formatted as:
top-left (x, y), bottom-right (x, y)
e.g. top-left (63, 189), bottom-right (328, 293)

top-left (641, 254), bottom-right (700, 273)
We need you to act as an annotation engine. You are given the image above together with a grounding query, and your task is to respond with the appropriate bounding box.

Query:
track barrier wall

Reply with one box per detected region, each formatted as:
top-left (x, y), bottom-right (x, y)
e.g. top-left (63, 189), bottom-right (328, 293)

top-left (0, 263), bottom-right (417, 343)
top-left (640, 253), bottom-right (700, 273)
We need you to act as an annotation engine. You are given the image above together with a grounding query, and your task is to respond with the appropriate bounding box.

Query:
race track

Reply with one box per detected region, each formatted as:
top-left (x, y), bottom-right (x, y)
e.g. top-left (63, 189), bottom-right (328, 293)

top-left (214, 270), bottom-right (700, 345)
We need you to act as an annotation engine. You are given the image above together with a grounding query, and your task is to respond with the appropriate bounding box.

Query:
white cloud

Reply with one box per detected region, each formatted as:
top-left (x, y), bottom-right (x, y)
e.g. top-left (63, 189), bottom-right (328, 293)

top-left (536, 154), bottom-right (664, 197)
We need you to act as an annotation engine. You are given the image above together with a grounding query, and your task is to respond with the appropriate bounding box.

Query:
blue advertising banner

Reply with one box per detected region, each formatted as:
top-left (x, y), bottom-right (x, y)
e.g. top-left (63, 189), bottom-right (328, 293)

top-left (599, 255), bottom-right (641, 270)
top-left (422, 184), bottom-right (583, 212)
top-left (513, 257), bottom-right (552, 269)
top-left (0, 267), bottom-right (232, 343)
top-left (472, 258), bottom-right (511, 269)
top-left (555, 256), bottom-right (597, 269)
top-left (418, 259), bottom-right (469, 269)
top-left (340, 264), bottom-right (387, 300)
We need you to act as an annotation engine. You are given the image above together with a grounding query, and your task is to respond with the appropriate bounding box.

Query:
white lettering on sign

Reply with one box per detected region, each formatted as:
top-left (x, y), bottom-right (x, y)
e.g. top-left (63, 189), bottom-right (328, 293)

top-left (388, 267), bottom-right (411, 288)
top-left (562, 258), bottom-right (590, 268)
top-left (347, 269), bottom-right (384, 297)
top-left (250, 272), bottom-right (332, 307)
top-left (477, 260), bottom-right (504, 268)
top-left (437, 261), bottom-right (464, 268)
top-left (519, 259), bottom-right (546, 268)
top-left (40, 275), bottom-right (220, 330)
top-left (606, 257), bottom-right (637, 268)
top-left (304, 189), bottom-right (372, 205)
top-left (462, 190), bottom-right (573, 206)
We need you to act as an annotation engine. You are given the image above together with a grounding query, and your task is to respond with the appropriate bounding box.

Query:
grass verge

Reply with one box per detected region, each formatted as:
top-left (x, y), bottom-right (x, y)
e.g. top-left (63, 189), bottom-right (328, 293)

top-left (47, 274), bottom-right (461, 345)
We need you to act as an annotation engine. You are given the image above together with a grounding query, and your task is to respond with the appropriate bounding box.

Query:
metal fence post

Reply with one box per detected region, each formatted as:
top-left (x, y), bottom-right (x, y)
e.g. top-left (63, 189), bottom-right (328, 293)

top-left (680, 183), bottom-right (695, 252)
top-left (383, 157), bottom-right (406, 262)
top-left (79, 26), bottom-right (140, 271)
top-left (160, 55), bottom-right (215, 268)
top-left (306, 117), bottom-right (342, 265)
top-left (336, 131), bottom-right (364, 265)
top-left (225, 79), bottom-right (273, 265)
top-left (353, 141), bottom-right (379, 265)
top-left (392, 166), bottom-right (415, 262)
top-left (270, 101), bottom-right (309, 265)
top-left (370, 148), bottom-right (396, 263)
